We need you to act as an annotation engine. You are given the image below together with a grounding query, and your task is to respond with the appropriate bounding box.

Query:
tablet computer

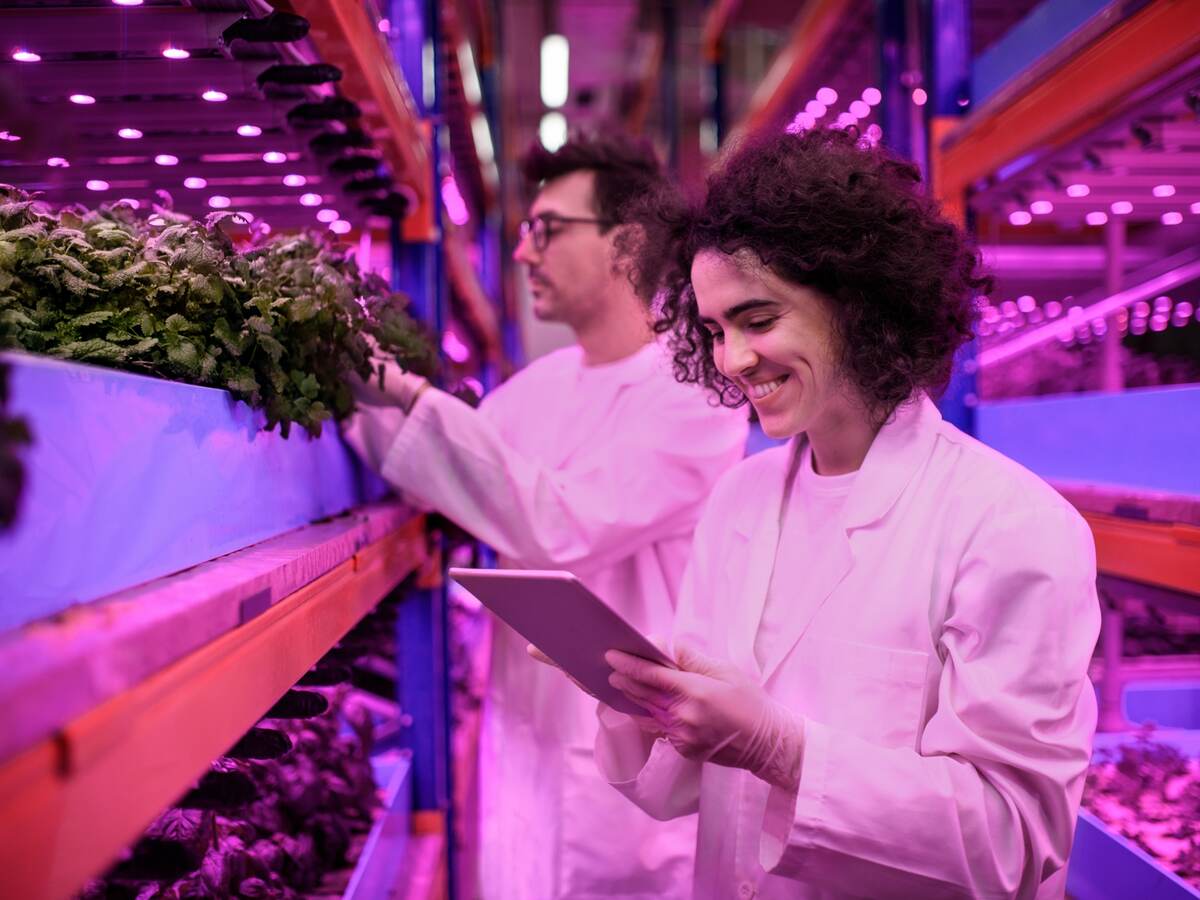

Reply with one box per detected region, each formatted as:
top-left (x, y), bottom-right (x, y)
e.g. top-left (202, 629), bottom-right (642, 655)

top-left (448, 567), bottom-right (676, 715)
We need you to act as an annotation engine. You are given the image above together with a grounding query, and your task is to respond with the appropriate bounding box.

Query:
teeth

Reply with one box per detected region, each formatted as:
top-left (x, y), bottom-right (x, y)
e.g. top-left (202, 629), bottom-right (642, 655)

top-left (748, 377), bottom-right (786, 399)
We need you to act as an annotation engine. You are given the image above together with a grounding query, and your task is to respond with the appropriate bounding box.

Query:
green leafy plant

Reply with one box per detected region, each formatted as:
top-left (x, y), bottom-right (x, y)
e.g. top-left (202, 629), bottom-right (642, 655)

top-left (0, 186), bottom-right (435, 437)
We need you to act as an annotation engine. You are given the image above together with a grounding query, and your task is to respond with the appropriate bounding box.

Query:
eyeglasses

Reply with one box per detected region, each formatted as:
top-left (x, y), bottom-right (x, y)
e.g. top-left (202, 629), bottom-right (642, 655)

top-left (518, 214), bottom-right (612, 252)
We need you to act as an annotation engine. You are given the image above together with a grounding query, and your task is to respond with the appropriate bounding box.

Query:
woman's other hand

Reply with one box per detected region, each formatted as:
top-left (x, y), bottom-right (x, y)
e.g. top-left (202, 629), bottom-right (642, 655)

top-left (527, 643), bottom-right (665, 736)
top-left (606, 641), bottom-right (806, 790)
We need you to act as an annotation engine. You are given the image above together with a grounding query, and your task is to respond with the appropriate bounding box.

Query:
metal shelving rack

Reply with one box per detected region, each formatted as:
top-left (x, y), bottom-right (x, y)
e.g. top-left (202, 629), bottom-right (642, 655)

top-left (0, 2), bottom-right (458, 897)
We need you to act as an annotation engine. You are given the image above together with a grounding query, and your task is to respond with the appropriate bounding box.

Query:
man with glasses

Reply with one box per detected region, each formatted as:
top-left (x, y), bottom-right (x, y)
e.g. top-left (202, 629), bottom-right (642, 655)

top-left (344, 134), bottom-right (747, 899)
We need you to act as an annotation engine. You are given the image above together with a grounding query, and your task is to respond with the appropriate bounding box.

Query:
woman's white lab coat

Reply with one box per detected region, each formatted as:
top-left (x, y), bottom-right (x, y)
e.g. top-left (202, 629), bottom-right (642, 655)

top-left (347, 341), bottom-right (748, 899)
top-left (595, 395), bottom-right (1100, 900)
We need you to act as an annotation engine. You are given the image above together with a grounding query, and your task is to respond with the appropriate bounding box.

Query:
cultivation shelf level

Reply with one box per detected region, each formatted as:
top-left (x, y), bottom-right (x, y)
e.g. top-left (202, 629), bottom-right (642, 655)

top-left (1071, 679), bottom-right (1200, 899)
top-left (0, 352), bottom-right (395, 629)
top-left (0, 501), bottom-right (429, 898)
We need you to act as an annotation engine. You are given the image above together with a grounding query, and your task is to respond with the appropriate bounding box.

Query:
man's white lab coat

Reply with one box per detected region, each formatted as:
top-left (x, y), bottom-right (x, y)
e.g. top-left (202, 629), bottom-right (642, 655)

top-left (595, 395), bottom-right (1100, 900)
top-left (348, 340), bottom-right (748, 899)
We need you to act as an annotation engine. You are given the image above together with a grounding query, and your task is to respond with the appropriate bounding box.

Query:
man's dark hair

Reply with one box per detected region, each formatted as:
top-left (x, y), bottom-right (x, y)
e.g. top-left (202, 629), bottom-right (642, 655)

top-left (625, 127), bottom-right (992, 421)
top-left (520, 133), bottom-right (666, 230)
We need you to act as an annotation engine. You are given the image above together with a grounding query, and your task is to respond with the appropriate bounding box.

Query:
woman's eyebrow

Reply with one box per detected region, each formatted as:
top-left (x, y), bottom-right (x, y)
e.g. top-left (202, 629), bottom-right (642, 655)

top-left (698, 299), bottom-right (778, 328)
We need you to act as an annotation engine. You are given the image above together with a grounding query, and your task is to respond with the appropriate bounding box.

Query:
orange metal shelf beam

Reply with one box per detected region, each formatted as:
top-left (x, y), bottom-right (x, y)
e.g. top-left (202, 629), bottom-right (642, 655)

top-left (282, 0), bottom-right (436, 240)
top-left (932, 0), bottom-right (1200, 222)
top-left (727, 0), bottom-right (858, 142)
top-left (1082, 511), bottom-right (1200, 598)
top-left (700, 0), bottom-right (742, 63)
top-left (0, 516), bottom-right (427, 900)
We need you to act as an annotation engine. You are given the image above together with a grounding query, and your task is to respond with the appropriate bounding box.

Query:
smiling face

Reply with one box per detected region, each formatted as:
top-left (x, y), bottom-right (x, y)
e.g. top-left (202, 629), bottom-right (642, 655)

top-left (692, 249), bottom-right (866, 442)
top-left (512, 170), bottom-right (615, 329)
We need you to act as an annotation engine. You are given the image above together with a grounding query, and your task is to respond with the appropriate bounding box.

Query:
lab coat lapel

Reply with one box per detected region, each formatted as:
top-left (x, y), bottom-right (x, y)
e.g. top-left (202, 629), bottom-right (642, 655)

top-left (758, 395), bottom-right (942, 684)
top-left (758, 491), bottom-right (853, 684)
top-left (728, 441), bottom-right (801, 676)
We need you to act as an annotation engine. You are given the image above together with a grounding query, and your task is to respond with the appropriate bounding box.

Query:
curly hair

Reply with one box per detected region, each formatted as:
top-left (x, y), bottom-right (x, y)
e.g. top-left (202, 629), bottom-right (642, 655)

top-left (520, 132), bottom-right (666, 230)
top-left (625, 127), bottom-right (990, 419)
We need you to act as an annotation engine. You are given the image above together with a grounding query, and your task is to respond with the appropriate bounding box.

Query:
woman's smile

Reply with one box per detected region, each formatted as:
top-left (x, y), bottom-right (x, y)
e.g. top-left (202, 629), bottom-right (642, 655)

top-left (743, 374), bottom-right (790, 401)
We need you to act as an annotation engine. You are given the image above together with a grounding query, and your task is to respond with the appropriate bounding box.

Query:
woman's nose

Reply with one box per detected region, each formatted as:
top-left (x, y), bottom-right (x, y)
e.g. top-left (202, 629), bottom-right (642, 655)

top-left (720, 331), bottom-right (758, 376)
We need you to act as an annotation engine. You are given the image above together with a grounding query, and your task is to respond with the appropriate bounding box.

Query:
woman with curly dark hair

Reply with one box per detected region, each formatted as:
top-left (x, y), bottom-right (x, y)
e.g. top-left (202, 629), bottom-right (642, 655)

top-left (570, 128), bottom-right (1099, 899)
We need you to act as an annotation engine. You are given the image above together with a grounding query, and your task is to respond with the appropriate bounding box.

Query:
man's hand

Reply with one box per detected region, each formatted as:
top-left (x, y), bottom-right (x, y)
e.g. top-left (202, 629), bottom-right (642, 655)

top-left (352, 340), bottom-right (429, 413)
top-left (605, 641), bottom-right (805, 790)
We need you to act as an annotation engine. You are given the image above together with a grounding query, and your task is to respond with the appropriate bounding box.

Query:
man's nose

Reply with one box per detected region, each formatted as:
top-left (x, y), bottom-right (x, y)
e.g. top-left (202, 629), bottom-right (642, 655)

top-left (513, 230), bottom-right (540, 265)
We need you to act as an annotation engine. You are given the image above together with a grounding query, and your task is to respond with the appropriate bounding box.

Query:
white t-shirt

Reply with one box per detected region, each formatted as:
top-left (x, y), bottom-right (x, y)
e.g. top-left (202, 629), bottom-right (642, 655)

top-left (755, 444), bottom-right (857, 669)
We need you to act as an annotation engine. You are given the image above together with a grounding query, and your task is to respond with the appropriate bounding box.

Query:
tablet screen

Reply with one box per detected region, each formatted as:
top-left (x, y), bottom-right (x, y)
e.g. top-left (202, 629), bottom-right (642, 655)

top-left (448, 567), bottom-right (675, 715)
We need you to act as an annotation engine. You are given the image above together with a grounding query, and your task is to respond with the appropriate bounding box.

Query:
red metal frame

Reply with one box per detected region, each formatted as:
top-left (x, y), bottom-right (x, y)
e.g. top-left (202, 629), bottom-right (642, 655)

top-left (282, 0), bottom-right (436, 240)
top-left (931, 0), bottom-right (1200, 222)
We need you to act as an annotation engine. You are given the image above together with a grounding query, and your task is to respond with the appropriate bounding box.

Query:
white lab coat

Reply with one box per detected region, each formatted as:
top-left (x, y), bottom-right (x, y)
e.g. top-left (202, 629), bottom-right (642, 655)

top-left (350, 340), bottom-right (748, 899)
top-left (595, 395), bottom-right (1100, 900)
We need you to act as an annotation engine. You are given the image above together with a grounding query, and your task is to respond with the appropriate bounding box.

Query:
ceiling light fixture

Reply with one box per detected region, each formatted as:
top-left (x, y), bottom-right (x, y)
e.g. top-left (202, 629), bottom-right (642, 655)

top-left (154, 154), bottom-right (179, 166)
top-left (69, 94), bottom-right (96, 105)
top-left (1111, 201), bottom-right (1133, 215)
top-left (201, 89), bottom-right (228, 102)
top-left (208, 195), bottom-right (231, 209)
top-left (12, 49), bottom-right (40, 63)
top-left (183, 177), bottom-right (207, 189)
top-left (86, 180), bottom-right (109, 191)
top-left (237, 124), bottom-right (262, 137)
top-left (283, 174), bottom-right (307, 187)
top-left (299, 193), bottom-right (322, 206)
top-left (540, 34), bottom-right (569, 109)
top-left (538, 111), bottom-right (567, 152)
top-left (162, 46), bottom-right (190, 60)
top-left (118, 127), bottom-right (143, 139)
top-left (262, 151), bottom-right (287, 164)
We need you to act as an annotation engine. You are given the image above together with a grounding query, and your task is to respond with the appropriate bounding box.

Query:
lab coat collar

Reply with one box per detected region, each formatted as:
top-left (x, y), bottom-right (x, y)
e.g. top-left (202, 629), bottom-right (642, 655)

top-left (842, 393), bottom-right (942, 530)
top-left (728, 394), bottom-right (942, 681)
top-left (730, 393), bottom-right (941, 540)
top-left (574, 337), bottom-right (668, 388)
